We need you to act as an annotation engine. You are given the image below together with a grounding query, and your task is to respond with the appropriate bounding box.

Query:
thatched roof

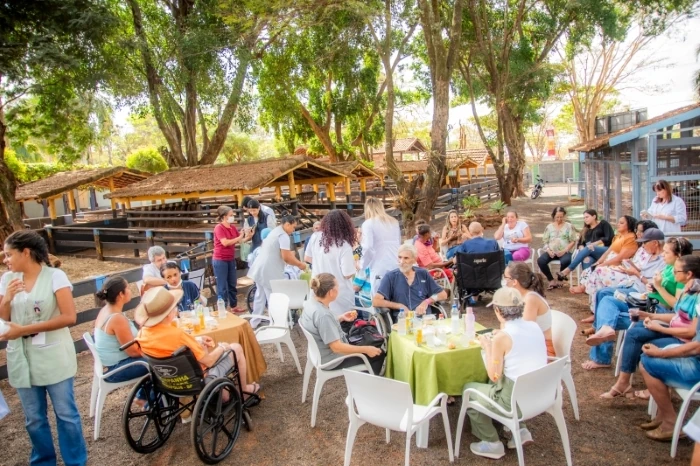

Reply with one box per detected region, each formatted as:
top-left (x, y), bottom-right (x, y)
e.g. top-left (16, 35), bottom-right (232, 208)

top-left (372, 138), bottom-right (428, 155)
top-left (331, 161), bottom-right (381, 179)
top-left (375, 160), bottom-right (428, 174)
top-left (105, 156), bottom-right (348, 200)
top-left (446, 148), bottom-right (493, 167)
top-left (15, 167), bottom-right (150, 201)
top-left (569, 103), bottom-right (700, 152)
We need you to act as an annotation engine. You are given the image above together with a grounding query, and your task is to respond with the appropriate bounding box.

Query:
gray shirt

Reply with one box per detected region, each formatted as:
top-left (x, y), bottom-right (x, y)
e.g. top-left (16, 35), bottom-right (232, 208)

top-left (300, 298), bottom-right (348, 365)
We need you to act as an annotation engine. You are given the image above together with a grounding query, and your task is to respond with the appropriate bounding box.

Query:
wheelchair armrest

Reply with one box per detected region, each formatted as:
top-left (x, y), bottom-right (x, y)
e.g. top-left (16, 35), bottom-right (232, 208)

top-left (119, 339), bottom-right (139, 352)
top-left (171, 345), bottom-right (190, 357)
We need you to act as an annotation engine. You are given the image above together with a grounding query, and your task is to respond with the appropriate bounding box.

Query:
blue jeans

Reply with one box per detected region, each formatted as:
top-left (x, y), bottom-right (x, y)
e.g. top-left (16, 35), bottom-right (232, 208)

top-left (619, 322), bottom-right (681, 374)
top-left (642, 352), bottom-right (700, 390)
top-left (446, 245), bottom-right (459, 260)
top-left (16, 378), bottom-right (88, 466)
top-left (589, 295), bottom-right (632, 365)
top-left (213, 259), bottom-right (238, 307)
top-left (566, 246), bottom-right (608, 272)
top-left (104, 356), bottom-right (148, 383)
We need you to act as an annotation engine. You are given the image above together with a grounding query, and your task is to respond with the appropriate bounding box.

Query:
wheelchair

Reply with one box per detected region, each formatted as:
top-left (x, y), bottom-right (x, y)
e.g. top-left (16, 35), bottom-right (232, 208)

top-left (454, 250), bottom-right (505, 309)
top-left (119, 342), bottom-right (260, 464)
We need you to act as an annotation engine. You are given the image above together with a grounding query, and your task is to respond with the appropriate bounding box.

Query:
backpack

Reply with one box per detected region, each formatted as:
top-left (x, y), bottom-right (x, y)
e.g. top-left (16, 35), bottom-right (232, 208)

top-left (346, 320), bottom-right (385, 348)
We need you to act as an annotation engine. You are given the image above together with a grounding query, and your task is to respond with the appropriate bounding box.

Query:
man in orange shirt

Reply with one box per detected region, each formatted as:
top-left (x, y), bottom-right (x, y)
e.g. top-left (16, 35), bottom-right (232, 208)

top-left (415, 224), bottom-right (454, 283)
top-left (134, 288), bottom-right (260, 395)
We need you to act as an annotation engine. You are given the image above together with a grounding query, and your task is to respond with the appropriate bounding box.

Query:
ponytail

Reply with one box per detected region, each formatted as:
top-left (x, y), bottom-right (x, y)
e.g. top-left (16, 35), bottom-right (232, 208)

top-left (507, 262), bottom-right (548, 297)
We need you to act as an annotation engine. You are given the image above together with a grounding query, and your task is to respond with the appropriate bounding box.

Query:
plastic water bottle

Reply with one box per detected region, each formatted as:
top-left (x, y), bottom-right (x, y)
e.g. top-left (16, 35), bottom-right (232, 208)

top-left (465, 307), bottom-right (475, 341)
top-left (217, 298), bottom-right (226, 319)
top-left (451, 302), bottom-right (460, 334)
top-left (397, 308), bottom-right (407, 335)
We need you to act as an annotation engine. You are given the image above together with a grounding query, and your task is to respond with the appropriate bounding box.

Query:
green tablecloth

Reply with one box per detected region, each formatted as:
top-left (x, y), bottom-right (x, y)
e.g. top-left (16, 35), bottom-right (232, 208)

top-left (385, 320), bottom-right (489, 405)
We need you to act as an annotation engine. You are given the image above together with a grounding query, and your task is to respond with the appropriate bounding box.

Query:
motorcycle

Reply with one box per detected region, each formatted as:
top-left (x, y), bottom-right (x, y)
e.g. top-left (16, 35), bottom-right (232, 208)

top-left (531, 175), bottom-right (545, 199)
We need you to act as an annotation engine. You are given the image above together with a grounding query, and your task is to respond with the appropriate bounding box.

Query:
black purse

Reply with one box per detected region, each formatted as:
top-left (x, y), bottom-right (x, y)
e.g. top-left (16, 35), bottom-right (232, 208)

top-left (625, 293), bottom-right (659, 313)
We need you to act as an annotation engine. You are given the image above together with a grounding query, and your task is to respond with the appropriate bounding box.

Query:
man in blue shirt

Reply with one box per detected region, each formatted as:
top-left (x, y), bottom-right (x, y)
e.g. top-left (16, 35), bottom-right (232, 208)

top-left (639, 315), bottom-right (700, 440)
top-left (373, 244), bottom-right (448, 322)
top-left (451, 222), bottom-right (500, 258)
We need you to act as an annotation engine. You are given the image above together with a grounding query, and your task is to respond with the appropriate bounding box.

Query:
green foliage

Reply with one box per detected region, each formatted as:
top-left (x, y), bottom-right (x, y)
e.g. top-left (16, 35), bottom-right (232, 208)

top-left (490, 200), bottom-right (507, 215)
top-left (23, 163), bottom-right (70, 182)
top-left (220, 133), bottom-right (259, 164)
top-left (360, 159), bottom-right (375, 169)
top-left (462, 208), bottom-right (474, 219)
top-left (125, 148), bottom-right (168, 174)
top-left (5, 150), bottom-right (26, 182)
top-left (462, 195), bottom-right (482, 209)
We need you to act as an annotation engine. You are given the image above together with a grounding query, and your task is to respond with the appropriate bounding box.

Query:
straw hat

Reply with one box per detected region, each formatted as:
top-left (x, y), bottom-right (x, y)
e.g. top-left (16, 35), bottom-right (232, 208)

top-left (134, 287), bottom-right (183, 328)
top-left (487, 287), bottom-right (523, 308)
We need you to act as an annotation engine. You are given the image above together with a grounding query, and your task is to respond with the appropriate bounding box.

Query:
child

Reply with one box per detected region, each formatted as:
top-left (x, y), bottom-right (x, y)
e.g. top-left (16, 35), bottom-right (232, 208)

top-left (161, 261), bottom-right (202, 312)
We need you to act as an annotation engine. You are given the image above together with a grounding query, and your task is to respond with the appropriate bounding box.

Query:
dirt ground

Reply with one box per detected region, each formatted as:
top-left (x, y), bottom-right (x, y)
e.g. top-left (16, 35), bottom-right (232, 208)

top-left (0, 186), bottom-right (696, 465)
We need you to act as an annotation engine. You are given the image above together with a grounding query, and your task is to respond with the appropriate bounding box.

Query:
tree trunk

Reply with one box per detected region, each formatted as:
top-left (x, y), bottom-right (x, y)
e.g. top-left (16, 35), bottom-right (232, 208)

top-left (299, 103), bottom-right (339, 162)
top-left (500, 105), bottom-right (527, 199)
top-left (0, 118), bottom-right (23, 242)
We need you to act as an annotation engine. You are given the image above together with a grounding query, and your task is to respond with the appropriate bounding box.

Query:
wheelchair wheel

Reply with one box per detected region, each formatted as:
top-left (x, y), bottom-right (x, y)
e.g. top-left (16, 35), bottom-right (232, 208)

top-left (122, 374), bottom-right (178, 454)
top-left (191, 378), bottom-right (243, 464)
top-left (246, 285), bottom-right (256, 312)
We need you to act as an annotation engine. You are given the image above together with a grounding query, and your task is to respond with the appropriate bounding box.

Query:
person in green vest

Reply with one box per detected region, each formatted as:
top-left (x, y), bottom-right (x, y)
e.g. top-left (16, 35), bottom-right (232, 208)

top-left (0, 230), bottom-right (87, 466)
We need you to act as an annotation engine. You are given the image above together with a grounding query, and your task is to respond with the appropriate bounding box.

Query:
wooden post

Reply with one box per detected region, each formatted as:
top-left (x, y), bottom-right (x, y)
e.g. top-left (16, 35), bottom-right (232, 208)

top-left (93, 228), bottom-right (104, 261)
top-left (146, 230), bottom-right (154, 250)
top-left (45, 226), bottom-right (55, 255)
top-left (288, 171), bottom-right (297, 199)
top-left (47, 197), bottom-right (57, 226)
top-left (125, 198), bottom-right (132, 209)
top-left (108, 177), bottom-right (117, 218)
top-left (312, 184), bottom-right (319, 193)
top-left (359, 178), bottom-right (367, 202)
top-left (67, 190), bottom-right (77, 219)
top-left (275, 186), bottom-right (282, 199)
top-left (328, 182), bottom-right (336, 209)
top-left (292, 199), bottom-right (299, 216)
top-left (408, 174), bottom-right (413, 182)
top-left (467, 167), bottom-right (472, 181)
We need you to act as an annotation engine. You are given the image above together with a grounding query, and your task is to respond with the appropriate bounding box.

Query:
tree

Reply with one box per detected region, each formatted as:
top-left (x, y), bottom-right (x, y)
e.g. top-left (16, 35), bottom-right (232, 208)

top-left (125, 147), bottom-right (168, 173)
top-left (0, 0), bottom-right (115, 241)
top-left (559, 12), bottom-right (690, 143)
top-left (413, 0), bottom-right (464, 221)
top-left (696, 44), bottom-right (700, 98)
top-left (220, 133), bottom-right (259, 163)
top-left (256, 7), bottom-right (384, 162)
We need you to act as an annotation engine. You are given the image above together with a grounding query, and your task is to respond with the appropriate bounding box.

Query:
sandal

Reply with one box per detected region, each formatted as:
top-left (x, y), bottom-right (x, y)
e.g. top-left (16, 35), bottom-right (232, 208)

top-left (639, 419), bottom-right (662, 431)
top-left (229, 307), bottom-right (247, 314)
top-left (547, 282), bottom-right (563, 291)
top-left (635, 390), bottom-right (651, 401)
top-left (244, 382), bottom-right (262, 406)
top-left (600, 385), bottom-right (632, 399)
top-left (646, 426), bottom-right (684, 442)
top-left (556, 272), bottom-right (567, 282)
top-left (586, 331), bottom-right (617, 346)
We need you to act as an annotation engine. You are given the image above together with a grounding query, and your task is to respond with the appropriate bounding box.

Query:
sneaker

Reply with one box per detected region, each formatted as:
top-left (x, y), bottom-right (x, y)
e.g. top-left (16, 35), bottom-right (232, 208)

top-left (467, 297), bottom-right (478, 306)
top-left (470, 440), bottom-right (505, 459)
top-left (506, 428), bottom-right (534, 449)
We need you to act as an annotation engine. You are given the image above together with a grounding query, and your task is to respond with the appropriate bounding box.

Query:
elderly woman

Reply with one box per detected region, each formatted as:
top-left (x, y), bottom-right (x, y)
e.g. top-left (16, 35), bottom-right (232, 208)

top-left (464, 287), bottom-right (547, 459)
top-left (557, 209), bottom-right (614, 281)
top-left (441, 210), bottom-right (471, 259)
top-left (597, 255), bottom-right (700, 397)
top-left (581, 237), bottom-right (693, 372)
top-left (300, 273), bottom-right (384, 375)
top-left (642, 179), bottom-right (687, 234)
top-left (415, 224), bottom-right (454, 283)
top-left (213, 205), bottom-right (250, 313)
top-left (494, 210), bottom-right (532, 265)
top-left (305, 210), bottom-right (357, 316)
top-left (570, 215), bottom-right (638, 296)
top-left (537, 207), bottom-right (576, 289)
top-left (0, 231), bottom-right (87, 465)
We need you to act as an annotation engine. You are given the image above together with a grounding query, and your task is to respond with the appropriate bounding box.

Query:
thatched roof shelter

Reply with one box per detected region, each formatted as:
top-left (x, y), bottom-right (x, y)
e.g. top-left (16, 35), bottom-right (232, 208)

top-left (106, 156), bottom-right (350, 204)
top-left (15, 167), bottom-right (149, 202)
top-left (446, 148), bottom-right (494, 180)
top-left (331, 161), bottom-right (381, 180)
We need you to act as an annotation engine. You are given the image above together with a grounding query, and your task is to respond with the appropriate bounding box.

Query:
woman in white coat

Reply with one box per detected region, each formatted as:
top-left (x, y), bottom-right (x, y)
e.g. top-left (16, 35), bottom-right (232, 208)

top-left (359, 198), bottom-right (401, 293)
top-left (642, 180), bottom-right (687, 234)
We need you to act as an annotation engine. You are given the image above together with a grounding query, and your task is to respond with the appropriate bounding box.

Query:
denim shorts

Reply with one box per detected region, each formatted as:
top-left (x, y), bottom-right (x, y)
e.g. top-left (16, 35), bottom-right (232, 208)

top-left (641, 353), bottom-right (700, 390)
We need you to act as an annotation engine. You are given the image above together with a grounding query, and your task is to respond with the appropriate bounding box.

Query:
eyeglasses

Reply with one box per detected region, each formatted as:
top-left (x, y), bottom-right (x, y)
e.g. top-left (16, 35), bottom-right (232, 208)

top-left (503, 274), bottom-right (514, 281)
top-left (673, 268), bottom-right (686, 274)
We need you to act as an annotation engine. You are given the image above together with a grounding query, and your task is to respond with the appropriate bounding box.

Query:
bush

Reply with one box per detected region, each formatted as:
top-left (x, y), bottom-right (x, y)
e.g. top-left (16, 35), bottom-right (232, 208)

top-left (462, 195), bottom-right (482, 209)
top-left (5, 149), bottom-right (27, 182)
top-left (125, 147), bottom-right (168, 174)
top-left (490, 200), bottom-right (507, 215)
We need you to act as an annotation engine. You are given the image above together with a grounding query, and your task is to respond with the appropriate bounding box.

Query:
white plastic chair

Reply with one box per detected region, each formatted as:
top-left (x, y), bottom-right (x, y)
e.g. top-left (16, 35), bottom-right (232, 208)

top-left (342, 370), bottom-right (454, 466)
top-left (249, 293), bottom-right (302, 374)
top-left (83, 332), bottom-right (149, 440)
top-left (455, 357), bottom-right (572, 466)
top-left (270, 279), bottom-right (309, 327)
top-left (550, 310), bottom-right (580, 420)
top-left (136, 280), bottom-right (144, 296)
top-left (613, 326), bottom-right (630, 376)
top-left (300, 326), bottom-right (373, 427)
top-left (648, 372), bottom-right (700, 457)
top-left (185, 268), bottom-right (206, 291)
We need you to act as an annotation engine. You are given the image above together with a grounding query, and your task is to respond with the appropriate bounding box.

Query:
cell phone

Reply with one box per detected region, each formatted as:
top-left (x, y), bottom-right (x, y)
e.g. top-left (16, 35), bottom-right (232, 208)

top-left (476, 328), bottom-right (494, 336)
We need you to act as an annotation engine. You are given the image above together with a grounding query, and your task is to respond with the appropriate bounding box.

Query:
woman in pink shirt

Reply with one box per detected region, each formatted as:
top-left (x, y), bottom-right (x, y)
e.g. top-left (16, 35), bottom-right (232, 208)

top-left (212, 206), bottom-right (250, 313)
top-left (415, 224), bottom-right (454, 283)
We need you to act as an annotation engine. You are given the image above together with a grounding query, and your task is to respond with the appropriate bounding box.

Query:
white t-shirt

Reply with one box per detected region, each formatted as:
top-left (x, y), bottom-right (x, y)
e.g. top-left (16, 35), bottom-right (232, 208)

top-left (646, 195), bottom-right (687, 234)
top-left (308, 237), bottom-right (356, 316)
top-left (278, 233), bottom-right (291, 250)
top-left (503, 220), bottom-right (529, 251)
top-left (0, 269), bottom-right (72, 295)
top-left (359, 217), bottom-right (400, 288)
top-left (142, 263), bottom-right (161, 280)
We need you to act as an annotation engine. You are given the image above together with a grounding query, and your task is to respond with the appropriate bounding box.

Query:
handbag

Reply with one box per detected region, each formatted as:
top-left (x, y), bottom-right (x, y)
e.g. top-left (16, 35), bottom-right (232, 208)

top-left (346, 320), bottom-right (385, 348)
top-left (240, 241), bottom-right (252, 262)
top-left (625, 293), bottom-right (659, 313)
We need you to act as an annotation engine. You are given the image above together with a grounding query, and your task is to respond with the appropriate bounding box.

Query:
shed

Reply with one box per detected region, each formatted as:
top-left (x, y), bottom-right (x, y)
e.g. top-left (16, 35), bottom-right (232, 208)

top-left (569, 103), bottom-right (700, 236)
top-left (371, 138), bottom-right (428, 164)
top-left (14, 167), bottom-right (150, 222)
